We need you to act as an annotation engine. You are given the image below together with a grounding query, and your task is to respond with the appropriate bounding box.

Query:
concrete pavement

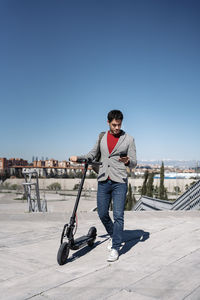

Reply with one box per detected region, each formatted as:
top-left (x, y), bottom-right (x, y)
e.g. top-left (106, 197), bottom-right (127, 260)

top-left (0, 193), bottom-right (200, 299)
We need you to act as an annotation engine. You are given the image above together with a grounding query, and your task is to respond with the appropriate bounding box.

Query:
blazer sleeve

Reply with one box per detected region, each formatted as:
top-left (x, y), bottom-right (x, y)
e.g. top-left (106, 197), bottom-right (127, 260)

top-left (77, 138), bottom-right (99, 161)
top-left (127, 137), bottom-right (137, 168)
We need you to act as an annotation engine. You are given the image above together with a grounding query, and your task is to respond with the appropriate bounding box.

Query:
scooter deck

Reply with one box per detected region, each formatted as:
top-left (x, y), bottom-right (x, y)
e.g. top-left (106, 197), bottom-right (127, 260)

top-left (70, 235), bottom-right (93, 250)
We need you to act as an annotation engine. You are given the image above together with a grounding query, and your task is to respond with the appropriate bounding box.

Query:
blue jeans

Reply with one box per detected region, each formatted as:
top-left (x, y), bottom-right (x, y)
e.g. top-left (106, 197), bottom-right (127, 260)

top-left (97, 180), bottom-right (127, 251)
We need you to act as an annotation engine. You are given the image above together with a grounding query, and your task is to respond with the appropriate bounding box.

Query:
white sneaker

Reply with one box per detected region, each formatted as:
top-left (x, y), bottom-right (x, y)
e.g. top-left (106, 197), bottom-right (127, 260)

top-left (107, 238), bottom-right (112, 251)
top-left (107, 249), bottom-right (119, 262)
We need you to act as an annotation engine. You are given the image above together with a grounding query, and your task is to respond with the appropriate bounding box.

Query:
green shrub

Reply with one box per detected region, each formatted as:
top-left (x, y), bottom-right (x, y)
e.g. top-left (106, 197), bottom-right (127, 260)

top-left (73, 183), bottom-right (80, 190)
top-left (11, 184), bottom-right (22, 191)
top-left (47, 182), bottom-right (61, 191)
top-left (3, 182), bottom-right (10, 189)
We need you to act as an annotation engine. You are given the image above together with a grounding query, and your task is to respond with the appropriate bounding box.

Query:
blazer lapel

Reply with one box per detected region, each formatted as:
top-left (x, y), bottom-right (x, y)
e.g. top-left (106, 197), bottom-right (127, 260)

top-left (111, 131), bottom-right (126, 155)
top-left (103, 132), bottom-right (110, 156)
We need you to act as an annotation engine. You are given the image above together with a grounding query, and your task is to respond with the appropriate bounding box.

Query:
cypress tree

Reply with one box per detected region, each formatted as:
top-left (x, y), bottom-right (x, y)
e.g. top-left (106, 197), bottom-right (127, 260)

top-left (159, 162), bottom-right (165, 199)
top-left (141, 170), bottom-right (149, 196)
top-left (146, 172), bottom-right (154, 197)
top-left (164, 187), bottom-right (168, 200)
top-left (154, 185), bottom-right (159, 198)
top-left (125, 183), bottom-right (134, 210)
top-left (132, 193), bottom-right (137, 208)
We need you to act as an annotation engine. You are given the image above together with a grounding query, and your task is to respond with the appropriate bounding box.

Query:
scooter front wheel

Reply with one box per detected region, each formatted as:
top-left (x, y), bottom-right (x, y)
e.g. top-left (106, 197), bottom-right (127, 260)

top-left (87, 226), bottom-right (97, 247)
top-left (57, 242), bottom-right (70, 265)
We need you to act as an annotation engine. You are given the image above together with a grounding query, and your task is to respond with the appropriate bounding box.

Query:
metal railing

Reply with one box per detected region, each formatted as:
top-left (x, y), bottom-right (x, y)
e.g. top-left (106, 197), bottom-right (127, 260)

top-left (134, 180), bottom-right (200, 211)
top-left (22, 168), bottom-right (47, 212)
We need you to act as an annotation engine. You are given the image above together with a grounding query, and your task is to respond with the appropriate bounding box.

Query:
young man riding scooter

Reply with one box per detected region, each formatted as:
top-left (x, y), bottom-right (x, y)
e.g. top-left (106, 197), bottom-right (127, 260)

top-left (70, 109), bottom-right (137, 262)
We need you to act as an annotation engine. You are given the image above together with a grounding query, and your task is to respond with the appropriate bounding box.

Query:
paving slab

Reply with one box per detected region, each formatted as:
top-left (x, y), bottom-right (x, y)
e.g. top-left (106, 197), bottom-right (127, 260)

top-left (0, 195), bottom-right (200, 300)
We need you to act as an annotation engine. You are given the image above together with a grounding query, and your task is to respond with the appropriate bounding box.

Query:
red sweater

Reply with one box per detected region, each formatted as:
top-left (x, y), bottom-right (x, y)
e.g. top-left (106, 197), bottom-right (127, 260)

top-left (107, 131), bottom-right (119, 154)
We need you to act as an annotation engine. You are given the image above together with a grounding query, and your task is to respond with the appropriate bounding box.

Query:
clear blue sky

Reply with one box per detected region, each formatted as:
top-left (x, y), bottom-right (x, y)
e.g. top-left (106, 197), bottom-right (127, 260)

top-left (0, 0), bottom-right (200, 162)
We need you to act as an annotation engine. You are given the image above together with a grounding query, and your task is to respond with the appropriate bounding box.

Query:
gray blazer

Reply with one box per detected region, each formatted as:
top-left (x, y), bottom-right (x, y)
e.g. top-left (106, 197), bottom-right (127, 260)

top-left (79, 130), bottom-right (137, 183)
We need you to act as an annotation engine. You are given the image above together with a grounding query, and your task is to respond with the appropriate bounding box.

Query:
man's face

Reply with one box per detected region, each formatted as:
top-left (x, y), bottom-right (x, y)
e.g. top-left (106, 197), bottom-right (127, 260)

top-left (108, 118), bottom-right (122, 136)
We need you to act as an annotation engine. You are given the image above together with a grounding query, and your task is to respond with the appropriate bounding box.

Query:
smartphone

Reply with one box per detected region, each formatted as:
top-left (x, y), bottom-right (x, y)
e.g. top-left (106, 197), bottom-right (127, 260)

top-left (120, 153), bottom-right (127, 158)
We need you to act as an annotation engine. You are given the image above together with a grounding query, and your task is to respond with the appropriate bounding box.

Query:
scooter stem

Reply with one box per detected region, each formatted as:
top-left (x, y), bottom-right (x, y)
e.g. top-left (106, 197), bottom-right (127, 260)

top-left (70, 162), bottom-right (89, 224)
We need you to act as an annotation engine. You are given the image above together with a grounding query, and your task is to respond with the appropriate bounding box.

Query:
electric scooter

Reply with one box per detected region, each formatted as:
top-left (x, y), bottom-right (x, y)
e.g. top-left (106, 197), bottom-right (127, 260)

top-left (57, 158), bottom-right (102, 265)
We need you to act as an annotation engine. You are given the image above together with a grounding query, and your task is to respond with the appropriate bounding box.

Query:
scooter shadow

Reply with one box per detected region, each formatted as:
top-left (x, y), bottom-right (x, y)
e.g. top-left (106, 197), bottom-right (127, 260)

top-left (67, 240), bottom-right (103, 263)
top-left (67, 230), bottom-right (149, 263)
top-left (119, 229), bottom-right (150, 256)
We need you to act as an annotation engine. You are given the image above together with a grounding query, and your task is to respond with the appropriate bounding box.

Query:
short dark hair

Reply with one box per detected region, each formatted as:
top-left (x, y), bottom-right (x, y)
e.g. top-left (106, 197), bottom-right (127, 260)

top-left (107, 110), bottom-right (123, 123)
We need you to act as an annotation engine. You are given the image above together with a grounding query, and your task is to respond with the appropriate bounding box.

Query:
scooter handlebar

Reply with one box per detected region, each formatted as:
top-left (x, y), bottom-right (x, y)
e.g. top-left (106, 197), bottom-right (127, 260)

top-left (69, 158), bottom-right (102, 166)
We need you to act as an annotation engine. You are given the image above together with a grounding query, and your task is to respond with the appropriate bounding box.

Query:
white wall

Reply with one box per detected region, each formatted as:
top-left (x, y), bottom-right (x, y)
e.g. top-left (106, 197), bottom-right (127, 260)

top-left (4, 178), bottom-right (197, 193)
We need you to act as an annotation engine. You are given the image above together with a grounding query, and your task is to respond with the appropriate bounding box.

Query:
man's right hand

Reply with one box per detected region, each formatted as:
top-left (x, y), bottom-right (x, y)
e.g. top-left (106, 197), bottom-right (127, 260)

top-left (69, 156), bottom-right (78, 162)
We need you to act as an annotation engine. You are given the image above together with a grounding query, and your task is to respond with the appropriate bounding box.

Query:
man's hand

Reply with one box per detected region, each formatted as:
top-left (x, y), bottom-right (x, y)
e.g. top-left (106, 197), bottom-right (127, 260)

top-left (119, 156), bottom-right (130, 165)
top-left (69, 156), bottom-right (78, 162)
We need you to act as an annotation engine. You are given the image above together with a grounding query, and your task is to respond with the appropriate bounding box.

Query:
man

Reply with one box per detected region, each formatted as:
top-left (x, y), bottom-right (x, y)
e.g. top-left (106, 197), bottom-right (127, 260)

top-left (70, 110), bottom-right (137, 262)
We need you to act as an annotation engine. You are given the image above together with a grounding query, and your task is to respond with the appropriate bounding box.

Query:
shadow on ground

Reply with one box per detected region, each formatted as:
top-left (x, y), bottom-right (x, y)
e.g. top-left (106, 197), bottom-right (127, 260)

top-left (64, 240), bottom-right (104, 264)
top-left (60, 230), bottom-right (150, 264)
top-left (120, 229), bottom-right (150, 256)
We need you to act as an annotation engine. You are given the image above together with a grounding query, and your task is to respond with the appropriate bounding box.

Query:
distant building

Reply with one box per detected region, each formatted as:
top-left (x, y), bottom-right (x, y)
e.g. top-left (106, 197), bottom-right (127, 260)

top-left (9, 158), bottom-right (28, 167)
top-left (58, 161), bottom-right (69, 168)
top-left (0, 158), bottom-right (7, 172)
top-left (0, 157), bottom-right (28, 171)
top-left (33, 160), bottom-right (45, 167)
top-left (45, 159), bottom-right (58, 168)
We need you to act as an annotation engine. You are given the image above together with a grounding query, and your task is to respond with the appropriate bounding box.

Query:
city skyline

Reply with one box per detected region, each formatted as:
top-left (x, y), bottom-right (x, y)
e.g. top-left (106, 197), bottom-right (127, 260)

top-left (1, 156), bottom-right (199, 170)
top-left (1, 1), bottom-right (200, 161)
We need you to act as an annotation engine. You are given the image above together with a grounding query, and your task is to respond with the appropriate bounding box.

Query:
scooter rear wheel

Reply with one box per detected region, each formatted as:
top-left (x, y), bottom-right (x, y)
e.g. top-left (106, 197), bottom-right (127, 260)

top-left (57, 242), bottom-right (70, 265)
top-left (87, 226), bottom-right (97, 247)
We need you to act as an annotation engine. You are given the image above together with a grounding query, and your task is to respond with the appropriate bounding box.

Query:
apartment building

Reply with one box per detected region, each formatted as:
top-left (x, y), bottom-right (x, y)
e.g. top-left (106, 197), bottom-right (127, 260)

top-left (58, 161), bottom-right (69, 168)
top-left (45, 159), bottom-right (58, 168)
top-left (0, 157), bottom-right (28, 171)
top-left (33, 160), bottom-right (45, 167)
top-left (0, 158), bottom-right (7, 171)
top-left (9, 158), bottom-right (28, 167)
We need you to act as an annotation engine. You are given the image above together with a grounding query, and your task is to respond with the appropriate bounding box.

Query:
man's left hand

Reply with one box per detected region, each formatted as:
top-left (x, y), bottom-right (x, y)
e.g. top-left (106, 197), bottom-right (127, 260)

top-left (119, 156), bottom-right (130, 165)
